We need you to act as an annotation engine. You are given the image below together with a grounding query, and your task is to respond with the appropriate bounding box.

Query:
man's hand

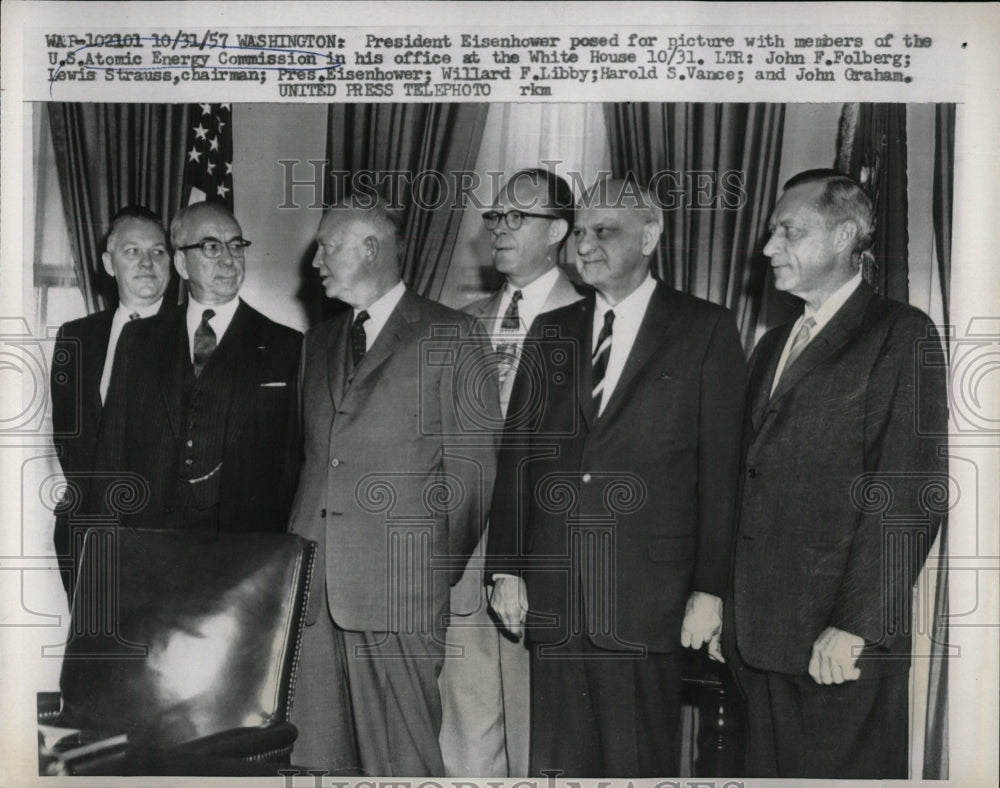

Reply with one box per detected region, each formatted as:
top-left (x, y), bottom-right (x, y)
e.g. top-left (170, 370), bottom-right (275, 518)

top-left (680, 591), bottom-right (724, 662)
top-left (808, 626), bottom-right (863, 684)
top-left (489, 575), bottom-right (527, 638)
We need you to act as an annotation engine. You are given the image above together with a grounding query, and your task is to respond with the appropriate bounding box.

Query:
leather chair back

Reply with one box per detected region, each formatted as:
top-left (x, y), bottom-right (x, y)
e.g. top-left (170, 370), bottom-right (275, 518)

top-left (57, 528), bottom-right (315, 748)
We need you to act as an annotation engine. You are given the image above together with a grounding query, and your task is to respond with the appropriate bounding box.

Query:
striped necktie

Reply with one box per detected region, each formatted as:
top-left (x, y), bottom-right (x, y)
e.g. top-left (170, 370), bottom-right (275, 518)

top-left (592, 309), bottom-right (615, 414)
top-left (351, 310), bottom-right (370, 368)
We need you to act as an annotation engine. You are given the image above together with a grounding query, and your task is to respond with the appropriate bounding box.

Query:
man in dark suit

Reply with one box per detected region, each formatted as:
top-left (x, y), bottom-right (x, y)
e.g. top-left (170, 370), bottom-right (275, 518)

top-left (289, 197), bottom-right (499, 776)
top-left (94, 201), bottom-right (301, 534)
top-left (728, 170), bottom-right (949, 778)
top-left (487, 179), bottom-right (747, 777)
top-left (51, 205), bottom-right (171, 595)
top-left (439, 169), bottom-right (584, 777)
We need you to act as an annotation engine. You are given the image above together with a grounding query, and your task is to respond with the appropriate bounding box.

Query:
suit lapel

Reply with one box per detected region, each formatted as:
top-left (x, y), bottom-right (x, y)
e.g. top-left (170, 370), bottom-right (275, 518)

top-left (541, 270), bottom-right (584, 313)
top-left (326, 311), bottom-right (351, 409)
top-left (749, 326), bottom-right (790, 433)
top-left (346, 289), bottom-right (418, 393)
top-left (84, 310), bottom-right (114, 429)
top-left (564, 297), bottom-right (597, 431)
top-left (598, 284), bottom-right (675, 425)
top-left (156, 312), bottom-right (187, 440)
top-left (767, 282), bottom-right (875, 409)
top-left (219, 302), bottom-right (255, 430)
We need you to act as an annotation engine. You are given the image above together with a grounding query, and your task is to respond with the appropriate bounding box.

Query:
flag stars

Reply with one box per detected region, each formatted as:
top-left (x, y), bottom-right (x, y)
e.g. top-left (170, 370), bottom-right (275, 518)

top-left (188, 146), bottom-right (202, 163)
top-left (200, 103), bottom-right (212, 115)
top-left (193, 123), bottom-right (208, 141)
top-left (225, 162), bottom-right (233, 175)
top-left (206, 161), bottom-right (216, 175)
top-left (216, 183), bottom-right (230, 199)
top-left (209, 136), bottom-right (220, 152)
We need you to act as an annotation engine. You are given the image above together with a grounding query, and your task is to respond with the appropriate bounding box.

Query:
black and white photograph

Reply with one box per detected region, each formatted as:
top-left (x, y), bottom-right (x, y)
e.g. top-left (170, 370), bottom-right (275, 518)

top-left (1, 3), bottom-right (997, 787)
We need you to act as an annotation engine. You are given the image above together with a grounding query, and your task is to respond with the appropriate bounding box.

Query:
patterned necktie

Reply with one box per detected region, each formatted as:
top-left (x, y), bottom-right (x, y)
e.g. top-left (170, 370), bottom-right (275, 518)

top-left (592, 309), bottom-right (615, 414)
top-left (193, 309), bottom-right (217, 377)
top-left (497, 290), bottom-right (523, 387)
top-left (128, 312), bottom-right (140, 322)
top-left (351, 310), bottom-right (370, 368)
top-left (780, 316), bottom-right (817, 381)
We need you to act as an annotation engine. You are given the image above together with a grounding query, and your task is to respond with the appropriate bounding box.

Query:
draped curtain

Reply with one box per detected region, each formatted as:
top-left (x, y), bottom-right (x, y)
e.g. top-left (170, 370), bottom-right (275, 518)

top-left (922, 102), bottom-right (956, 781)
top-left (325, 103), bottom-right (489, 300)
top-left (47, 104), bottom-right (194, 313)
top-left (836, 103), bottom-right (910, 301)
top-left (604, 103), bottom-right (786, 352)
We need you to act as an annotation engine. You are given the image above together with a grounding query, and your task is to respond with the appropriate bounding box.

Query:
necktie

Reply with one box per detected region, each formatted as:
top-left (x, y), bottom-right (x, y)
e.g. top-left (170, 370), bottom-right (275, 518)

top-left (592, 309), bottom-right (615, 414)
top-left (351, 310), bottom-right (370, 368)
top-left (780, 316), bottom-right (816, 380)
top-left (129, 312), bottom-right (140, 321)
top-left (497, 290), bottom-right (523, 387)
top-left (193, 309), bottom-right (217, 378)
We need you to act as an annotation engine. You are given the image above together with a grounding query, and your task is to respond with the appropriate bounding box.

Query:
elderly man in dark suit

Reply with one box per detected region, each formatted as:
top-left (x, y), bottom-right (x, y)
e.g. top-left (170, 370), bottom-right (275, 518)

top-left (51, 205), bottom-right (171, 596)
top-left (487, 178), bottom-right (747, 777)
top-left (439, 169), bottom-right (583, 777)
top-left (93, 201), bottom-right (301, 534)
top-left (290, 197), bottom-right (499, 776)
top-left (727, 169), bottom-right (948, 778)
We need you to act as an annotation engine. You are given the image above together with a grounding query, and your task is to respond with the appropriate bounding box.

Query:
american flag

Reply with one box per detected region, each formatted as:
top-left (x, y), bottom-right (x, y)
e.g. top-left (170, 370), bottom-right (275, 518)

top-left (185, 104), bottom-right (234, 210)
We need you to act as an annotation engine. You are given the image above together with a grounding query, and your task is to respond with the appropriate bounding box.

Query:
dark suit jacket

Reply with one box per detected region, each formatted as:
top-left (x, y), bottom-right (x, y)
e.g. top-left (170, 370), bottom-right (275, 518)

top-left (731, 282), bottom-right (948, 676)
top-left (290, 288), bottom-right (500, 633)
top-left (93, 299), bottom-right (302, 533)
top-left (487, 283), bottom-right (747, 653)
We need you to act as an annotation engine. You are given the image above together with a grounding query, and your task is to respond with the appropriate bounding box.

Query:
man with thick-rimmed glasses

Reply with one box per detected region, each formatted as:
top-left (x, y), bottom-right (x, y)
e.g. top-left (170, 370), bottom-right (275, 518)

top-left (438, 169), bottom-right (584, 777)
top-left (92, 201), bottom-right (302, 534)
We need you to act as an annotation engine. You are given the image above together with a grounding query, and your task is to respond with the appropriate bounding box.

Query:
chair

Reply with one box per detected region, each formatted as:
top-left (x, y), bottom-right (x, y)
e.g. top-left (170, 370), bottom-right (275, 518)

top-left (38, 527), bottom-right (316, 776)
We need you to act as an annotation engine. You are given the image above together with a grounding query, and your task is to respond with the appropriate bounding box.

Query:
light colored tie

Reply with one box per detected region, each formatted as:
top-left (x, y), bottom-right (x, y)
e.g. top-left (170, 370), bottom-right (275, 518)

top-left (780, 316), bottom-right (816, 379)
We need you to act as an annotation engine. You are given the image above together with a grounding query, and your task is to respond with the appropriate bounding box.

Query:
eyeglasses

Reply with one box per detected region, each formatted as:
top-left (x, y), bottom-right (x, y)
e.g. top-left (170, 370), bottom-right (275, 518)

top-left (482, 210), bottom-right (558, 231)
top-left (177, 238), bottom-right (252, 258)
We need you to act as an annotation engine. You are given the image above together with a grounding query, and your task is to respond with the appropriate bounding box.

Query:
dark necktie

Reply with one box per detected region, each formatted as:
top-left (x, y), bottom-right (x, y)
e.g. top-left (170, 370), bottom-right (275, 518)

top-left (592, 309), bottom-right (615, 414)
top-left (193, 309), bottom-right (217, 377)
top-left (128, 312), bottom-right (140, 321)
top-left (351, 310), bottom-right (370, 367)
top-left (497, 290), bottom-right (523, 387)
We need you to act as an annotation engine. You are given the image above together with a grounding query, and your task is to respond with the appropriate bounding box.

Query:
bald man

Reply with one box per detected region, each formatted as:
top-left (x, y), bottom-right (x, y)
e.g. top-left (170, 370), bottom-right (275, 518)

top-left (289, 197), bottom-right (499, 776)
top-left (487, 179), bottom-right (747, 776)
top-left (94, 201), bottom-right (301, 534)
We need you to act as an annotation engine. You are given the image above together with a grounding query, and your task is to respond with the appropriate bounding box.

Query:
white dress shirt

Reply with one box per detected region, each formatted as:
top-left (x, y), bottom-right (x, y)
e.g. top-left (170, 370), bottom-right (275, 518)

top-left (771, 271), bottom-right (863, 393)
top-left (99, 298), bottom-right (162, 404)
top-left (490, 266), bottom-right (563, 346)
top-left (355, 279), bottom-right (406, 351)
top-left (185, 296), bottom-right (240, 362)
top-left (592, 273), bottom-right (658, 415)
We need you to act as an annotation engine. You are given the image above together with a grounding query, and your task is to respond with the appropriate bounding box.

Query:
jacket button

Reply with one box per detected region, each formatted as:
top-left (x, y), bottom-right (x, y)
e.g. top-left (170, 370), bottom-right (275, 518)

top-left (330, 458), bottom-right (340, 468)
top-left (582, 473), bottom-right (592, 483)
top-left (320, 508), bottom-right (327, 518)
top-left (186, 439), bottom-right (193, 448)
top-left (747, 468), bottom-right (758, 478)
top-left (185, 458), bottom-right (193, 465)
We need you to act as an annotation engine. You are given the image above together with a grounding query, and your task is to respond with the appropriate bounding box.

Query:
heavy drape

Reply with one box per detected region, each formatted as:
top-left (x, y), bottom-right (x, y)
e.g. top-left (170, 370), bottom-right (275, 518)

top-left (836, 103), bottom-right (910, 302)
top-left (325, 103), bottom-right (489, 300)
top-left (604, 103), bottom-right (786, 352)
top-left (47, 104), bottom-right (193, 312)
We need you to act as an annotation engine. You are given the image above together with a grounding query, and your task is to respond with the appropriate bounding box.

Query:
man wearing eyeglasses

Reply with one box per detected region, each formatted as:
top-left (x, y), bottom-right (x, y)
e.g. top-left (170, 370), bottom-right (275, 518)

top-left (93, 201), bottom-right (302, 535)
top-left (438, 169), bottom-right (583, 777)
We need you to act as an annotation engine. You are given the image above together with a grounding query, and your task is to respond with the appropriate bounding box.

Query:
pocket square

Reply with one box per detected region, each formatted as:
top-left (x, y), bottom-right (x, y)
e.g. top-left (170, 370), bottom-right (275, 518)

top-left (260, 381), bottom-right (287, 388)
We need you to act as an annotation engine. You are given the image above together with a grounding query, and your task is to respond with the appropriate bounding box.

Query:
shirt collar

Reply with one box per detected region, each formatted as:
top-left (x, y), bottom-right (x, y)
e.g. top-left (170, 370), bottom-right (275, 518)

top-left (115, 298), bottom-right (162, 322)
top-left (186, 295), bottom-right (240, 336)
top-left (595, 272), bottom-right (657, 323)
top-left (505, 266), bottom-right (560, 307)
top-left (805, 271), bottom-right (863, 332)
top-left (355, 280), bottom-right (405, 343)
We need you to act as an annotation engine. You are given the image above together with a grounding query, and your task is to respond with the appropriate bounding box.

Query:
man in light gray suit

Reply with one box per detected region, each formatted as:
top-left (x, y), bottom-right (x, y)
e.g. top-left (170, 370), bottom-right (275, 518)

top-left (438, 169), bottom-right (584, 776)
top-left (290, 197), bottom-right (499, 776)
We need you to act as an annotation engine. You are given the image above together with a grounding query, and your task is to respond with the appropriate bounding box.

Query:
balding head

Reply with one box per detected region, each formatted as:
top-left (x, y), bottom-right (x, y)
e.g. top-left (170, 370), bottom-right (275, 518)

top-left (312, 196), bottom-right (403, 309)
top-left (573, 178), bottom-right (662, 305)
